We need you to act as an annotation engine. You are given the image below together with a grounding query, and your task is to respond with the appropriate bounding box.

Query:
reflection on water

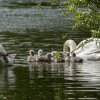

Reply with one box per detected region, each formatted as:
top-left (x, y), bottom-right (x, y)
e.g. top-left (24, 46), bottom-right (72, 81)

top-left (0, 62), bottom-right (100, 100)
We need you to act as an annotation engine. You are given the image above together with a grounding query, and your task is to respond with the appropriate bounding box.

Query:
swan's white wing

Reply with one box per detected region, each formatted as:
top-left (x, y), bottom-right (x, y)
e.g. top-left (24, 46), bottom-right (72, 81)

top-left (76, 38), bottom-right (100, 60)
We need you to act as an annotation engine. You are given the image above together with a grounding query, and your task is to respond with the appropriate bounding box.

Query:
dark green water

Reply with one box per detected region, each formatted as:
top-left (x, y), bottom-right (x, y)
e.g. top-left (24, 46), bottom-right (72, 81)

top-left (0, 0), bottom-right (100, 100)
top-left (0, 62), bottom-right (100, 100)
top-left (0, 32), bottom-right (100, 100)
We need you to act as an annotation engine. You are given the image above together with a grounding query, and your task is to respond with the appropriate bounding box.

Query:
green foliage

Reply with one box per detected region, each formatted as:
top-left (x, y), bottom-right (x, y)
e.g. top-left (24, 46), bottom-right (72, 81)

top-left (51, 0), bottom-right (60, 6)
top-left (54, 51), bottom-right (62, 62)
top-left (61, 32), bottom-right (69, 39)
top-left (61, 0), bottom-right (100, 37)
top-left (91, 29), bottom-right (100, 37)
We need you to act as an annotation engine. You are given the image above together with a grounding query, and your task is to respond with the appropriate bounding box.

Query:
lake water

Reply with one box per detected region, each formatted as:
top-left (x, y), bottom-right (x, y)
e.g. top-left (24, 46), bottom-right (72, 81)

top-left (0, 1), bottom-right (100, 100)
top-left (0, 61), bottom-right (100, 100)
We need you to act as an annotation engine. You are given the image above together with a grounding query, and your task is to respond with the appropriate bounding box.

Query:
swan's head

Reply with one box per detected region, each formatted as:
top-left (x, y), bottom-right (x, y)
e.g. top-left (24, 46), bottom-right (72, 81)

top-left (29, 50), bottom-right (35, 56)
top-left (38, 49), bottom-right (43, 56)
top-left (63, 52), bottom-right (70, 57)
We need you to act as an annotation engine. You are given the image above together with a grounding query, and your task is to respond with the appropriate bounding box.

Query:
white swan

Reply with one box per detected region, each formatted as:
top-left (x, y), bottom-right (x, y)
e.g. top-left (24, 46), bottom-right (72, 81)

top-left (63, 38), bottom-right (100, 61)
top-left (0, 44), bottom-right (16, 65)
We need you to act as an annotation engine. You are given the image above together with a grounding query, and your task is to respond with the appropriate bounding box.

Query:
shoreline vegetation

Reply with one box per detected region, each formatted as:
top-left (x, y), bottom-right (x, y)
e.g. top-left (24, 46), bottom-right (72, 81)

top-left (2, 1), bottom-right (100, 8)
top-left (2, 1), bottom-right (60, 8)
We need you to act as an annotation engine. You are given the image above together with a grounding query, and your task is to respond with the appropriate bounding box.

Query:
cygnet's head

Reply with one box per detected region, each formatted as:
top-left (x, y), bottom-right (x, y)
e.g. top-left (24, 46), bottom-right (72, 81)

top-left (59, 52), bottom-right (64, 58)
top-left (71, 52), bottom-right (76, 57)
top-left (46, 53), bottom-right (52, 60)
top-left (38, 49), bottom-right (43, 56)
top-left (51, 51), bottom-right (57, 57)
top-left (29, 50), bottom-right (35, 56)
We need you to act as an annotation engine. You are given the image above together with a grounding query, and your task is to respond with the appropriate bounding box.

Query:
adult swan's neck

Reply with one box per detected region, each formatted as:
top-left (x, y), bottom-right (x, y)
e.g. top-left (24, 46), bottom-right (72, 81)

top-left (63, 39), bottom-right (77, 53)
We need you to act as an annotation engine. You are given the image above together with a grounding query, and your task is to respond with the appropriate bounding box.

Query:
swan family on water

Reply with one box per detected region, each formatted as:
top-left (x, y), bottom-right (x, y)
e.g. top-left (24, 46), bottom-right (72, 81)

top-left (27, 49), bottom-right (83, 63)
top-left (27, 37), bottom-right (100, 63)
top-left (0, 37), bottom-right (100, 65)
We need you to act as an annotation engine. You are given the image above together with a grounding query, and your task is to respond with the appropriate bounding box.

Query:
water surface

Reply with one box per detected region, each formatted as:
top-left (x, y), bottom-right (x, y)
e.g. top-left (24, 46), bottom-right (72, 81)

top-left (0, 61), bottom-right (100, 100)
top-left (0, 0), bottom-right (100, 100)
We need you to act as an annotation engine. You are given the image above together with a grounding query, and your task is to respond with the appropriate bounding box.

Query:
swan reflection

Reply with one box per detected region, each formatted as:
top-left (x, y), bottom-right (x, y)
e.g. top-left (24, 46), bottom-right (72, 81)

top-left (28, 61), bottom-right (100, 84)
